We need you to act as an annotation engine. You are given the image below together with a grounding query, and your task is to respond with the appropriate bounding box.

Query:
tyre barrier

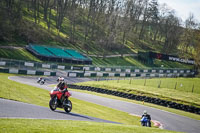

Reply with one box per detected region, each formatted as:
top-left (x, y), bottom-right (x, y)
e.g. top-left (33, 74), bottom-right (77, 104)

top-left (68, 84), bottom-right (200, 115)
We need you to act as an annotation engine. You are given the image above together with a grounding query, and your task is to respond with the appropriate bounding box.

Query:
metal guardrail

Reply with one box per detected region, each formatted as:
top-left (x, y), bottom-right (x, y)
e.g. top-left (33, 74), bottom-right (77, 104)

top-left (0, 58), bottom-right (195, 73)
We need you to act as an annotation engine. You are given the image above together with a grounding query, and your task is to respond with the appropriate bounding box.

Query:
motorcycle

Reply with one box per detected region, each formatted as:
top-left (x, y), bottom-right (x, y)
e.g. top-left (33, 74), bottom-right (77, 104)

top-left (49, 87), bottom-right (72, 113)
top-left (40, 79), bottom-right (45, 85)
top-left (37, 78), bottom-right (41, 83)
top-left (140, 116), bottom-right (151, 127)
top-left (37, 78), bottom-right (45, 85)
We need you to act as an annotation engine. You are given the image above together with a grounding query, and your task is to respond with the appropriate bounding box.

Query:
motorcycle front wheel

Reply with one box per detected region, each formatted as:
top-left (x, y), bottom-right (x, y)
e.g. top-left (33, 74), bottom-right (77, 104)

top-left (49, 97), bottom-right (57, 111)
top-left (63, 100), bottom-right (72, 113)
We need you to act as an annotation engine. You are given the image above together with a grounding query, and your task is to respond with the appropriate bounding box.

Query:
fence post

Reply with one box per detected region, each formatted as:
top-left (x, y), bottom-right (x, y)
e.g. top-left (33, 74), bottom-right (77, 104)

top-left (174, 82), bottom-right (177, 90)
top-left (144, 78), bottom-right (146, 86)
top-left (192, 84), bottom-right (194, 93)
top-left (158, 80), bottom-right (161, 88)
top-left (129, 78), bottom-right (132, 84)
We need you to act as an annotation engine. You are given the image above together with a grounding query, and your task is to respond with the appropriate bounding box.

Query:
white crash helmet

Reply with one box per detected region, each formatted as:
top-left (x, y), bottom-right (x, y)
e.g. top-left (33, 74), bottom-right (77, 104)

top-left (143, 110), bottom-right (147, 115)
top-left (58, 77), bottom-right (64, 82)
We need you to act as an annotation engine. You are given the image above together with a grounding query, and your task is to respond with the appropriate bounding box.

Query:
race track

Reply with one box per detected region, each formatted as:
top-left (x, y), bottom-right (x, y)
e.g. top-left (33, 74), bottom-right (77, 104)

top-left (0, 98), bottom-right (119, 124)
top-left (4, 76), bottom-right (200, 133)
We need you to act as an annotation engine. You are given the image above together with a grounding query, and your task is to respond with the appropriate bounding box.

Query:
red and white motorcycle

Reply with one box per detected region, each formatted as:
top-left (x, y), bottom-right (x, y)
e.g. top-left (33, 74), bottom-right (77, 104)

top-left (49, 88), bottom-right (72, 113)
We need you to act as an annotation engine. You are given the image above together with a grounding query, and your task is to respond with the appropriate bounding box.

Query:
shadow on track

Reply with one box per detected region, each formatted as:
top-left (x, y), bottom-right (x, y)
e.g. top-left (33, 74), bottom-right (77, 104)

top-left (54, 110), bottom-right (93, 120)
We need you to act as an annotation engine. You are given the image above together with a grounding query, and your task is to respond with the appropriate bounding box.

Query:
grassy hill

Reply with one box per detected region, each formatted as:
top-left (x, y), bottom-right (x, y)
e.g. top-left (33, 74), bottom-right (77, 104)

top-left (0, 1), bottom-right (195, 69)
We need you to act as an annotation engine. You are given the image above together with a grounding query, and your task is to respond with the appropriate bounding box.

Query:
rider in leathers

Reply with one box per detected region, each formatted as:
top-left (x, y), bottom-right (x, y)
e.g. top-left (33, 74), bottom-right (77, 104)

top-left (141, 110), bottom-right (151, 127)
top-left (56, 79), bottom-right (68, 105)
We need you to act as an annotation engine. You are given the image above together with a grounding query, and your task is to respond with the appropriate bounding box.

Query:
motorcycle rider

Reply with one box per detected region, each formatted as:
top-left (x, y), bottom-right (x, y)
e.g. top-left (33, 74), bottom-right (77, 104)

top-left (56, 78), bottom-right (69, 104)
top-left (57, 77), bottom-right (64, 82)
top-left (141, 110), bottom-right (151, 127)
top-left (40, 78), bottom-right (46, 84)
top-left (57, 81), bottom-right (68, 92)
top-left (37, 77), bottom-right (42, 83)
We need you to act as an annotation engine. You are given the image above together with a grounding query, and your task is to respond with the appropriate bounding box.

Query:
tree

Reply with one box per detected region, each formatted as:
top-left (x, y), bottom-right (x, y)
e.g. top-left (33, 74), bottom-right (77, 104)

top-left (148, 0), bottom-right (159, 41)
top-left (129, 0), bottom-right (145, 34)
top-left (181, 13), bottom-right (198, 54)
top-left (162, 13), bottom-right (181, 54)
top-left (194, 33), bottom-right (200, 69)
top-left (56, 0), bottom-right (69, 32)
top-left (69, 0), bottom-right (78, 44)
top-left (139, 0), bottom-right (150, 40)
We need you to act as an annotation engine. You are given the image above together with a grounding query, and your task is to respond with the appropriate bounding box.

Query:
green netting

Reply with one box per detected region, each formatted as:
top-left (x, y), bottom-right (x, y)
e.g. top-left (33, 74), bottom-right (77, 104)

top-left (65, 49), bottom-right (87, 60)
top-left (31, 45), bottom-right (54, 56)
top-left (47, 47), bottom-right (72, 58)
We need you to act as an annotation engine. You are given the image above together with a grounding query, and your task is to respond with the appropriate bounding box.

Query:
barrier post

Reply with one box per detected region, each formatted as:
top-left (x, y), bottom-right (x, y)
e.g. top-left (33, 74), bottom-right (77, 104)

top-left (174, 82), bottom-right (177, 90)
top-left (158, 80), bottom-right (161, 88)
top-left (192, 84), bottom-right (194, 93)
top-left (144, 78), bottom-right (146, 86)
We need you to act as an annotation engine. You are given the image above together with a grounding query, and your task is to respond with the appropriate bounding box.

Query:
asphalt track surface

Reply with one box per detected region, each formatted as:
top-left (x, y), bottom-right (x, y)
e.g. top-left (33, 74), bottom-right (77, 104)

top-left (3, 76), bottom-right (200, 133)
top-left (0, 98), bottom-right (119, 124)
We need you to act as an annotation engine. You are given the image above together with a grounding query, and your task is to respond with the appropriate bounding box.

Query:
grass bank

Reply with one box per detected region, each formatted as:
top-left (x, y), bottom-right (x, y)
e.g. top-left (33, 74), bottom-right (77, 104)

top-left (0, 119), bottom-right (177, 133)
top-left (76, 78), bottom-right (200, 108)
top-left (91, 56), bottom-right (147, 67)
top-left (0, 48), bottom-right (40, 62)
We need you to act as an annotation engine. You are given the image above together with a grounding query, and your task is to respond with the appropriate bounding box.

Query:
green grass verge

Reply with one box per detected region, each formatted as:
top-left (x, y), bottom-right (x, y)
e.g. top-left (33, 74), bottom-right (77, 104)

top-left (0, 119), bottom-right (178, 133)
top-left (0, 48), bottom-right (41, 62)
top-left (0, 73), bottom-right (140, 125)
top-left (76, 78), bottom-right (200, 108)
top-left (153, 59), bottom-right (193, 69)
top-left (91, 56), bottom-right (147, 67)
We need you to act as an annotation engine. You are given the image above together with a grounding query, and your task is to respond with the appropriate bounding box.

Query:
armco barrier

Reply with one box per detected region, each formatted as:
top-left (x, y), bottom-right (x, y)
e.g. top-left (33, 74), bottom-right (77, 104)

top-left (0, 59), bottom-right (196, 76)
top-left (68, 84), bottom-right (200, 115)
top-left (67, 71), bottom-right (194, 78)
top-left (0, 68), bottom-right (56, 76)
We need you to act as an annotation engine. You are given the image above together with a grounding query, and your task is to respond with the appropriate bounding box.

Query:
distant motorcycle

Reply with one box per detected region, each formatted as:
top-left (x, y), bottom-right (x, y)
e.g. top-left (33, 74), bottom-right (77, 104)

top-left (49, 88), bottom-right (72, 113)
top-left (37, 78), bottom-right (41, 83)
top-left (40, 79), bottom-right (45, 85)
top-left (37, 78), bottom-right (45, 85)
top-left (140, 116), bottom-right (151, 127)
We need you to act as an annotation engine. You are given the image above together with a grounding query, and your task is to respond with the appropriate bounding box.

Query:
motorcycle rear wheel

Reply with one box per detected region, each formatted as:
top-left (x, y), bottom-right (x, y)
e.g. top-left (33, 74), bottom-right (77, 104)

top-left (64, 100), bottom-right (72, 113)
top-left (49, 97), bottom-right (57, 111)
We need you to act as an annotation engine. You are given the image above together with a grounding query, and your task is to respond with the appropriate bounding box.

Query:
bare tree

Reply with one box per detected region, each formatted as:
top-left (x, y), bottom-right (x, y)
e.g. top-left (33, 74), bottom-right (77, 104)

top-left (148, 0), bottom-right (159, 41)
top-left (181, 13), bottom-right (198, 53)
top-left (56, 0), bottom-right (69, 33)
top-left (162, 13), bottom-right (181, 54)
top-left (69, 0), bottom-right (78, 44)
top-left (139, 0), bottom-right (150, 40)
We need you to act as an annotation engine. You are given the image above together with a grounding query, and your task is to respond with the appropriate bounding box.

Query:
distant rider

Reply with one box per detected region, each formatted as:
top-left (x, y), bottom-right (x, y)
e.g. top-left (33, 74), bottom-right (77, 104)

top-left (37, 77), bottom-right (42, 83)
top-left (141, 110), bottom-right (151, 127)
top-left (57, 77), bottom-right (64, 82)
